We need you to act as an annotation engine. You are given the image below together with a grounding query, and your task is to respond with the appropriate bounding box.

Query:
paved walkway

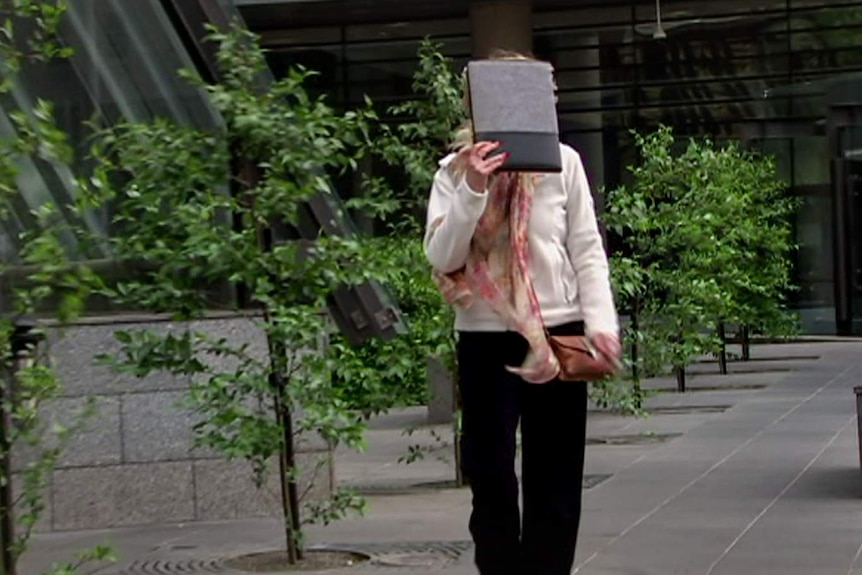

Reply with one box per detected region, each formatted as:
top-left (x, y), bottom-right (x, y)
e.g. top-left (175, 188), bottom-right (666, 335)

top-left (22, 341), bottom-right (862, 575)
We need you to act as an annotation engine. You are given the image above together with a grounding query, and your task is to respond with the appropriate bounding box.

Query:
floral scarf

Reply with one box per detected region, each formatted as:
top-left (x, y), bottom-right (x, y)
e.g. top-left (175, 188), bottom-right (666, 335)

top-left (431, 171), bottom-right (560, 384)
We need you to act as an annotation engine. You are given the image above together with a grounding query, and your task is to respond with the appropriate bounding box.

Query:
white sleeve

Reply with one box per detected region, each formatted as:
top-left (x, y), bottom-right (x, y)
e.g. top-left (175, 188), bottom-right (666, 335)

top-left (564, 148), bottom-right (620, 336)
top-left (424, 166), bottom-right (488, 274)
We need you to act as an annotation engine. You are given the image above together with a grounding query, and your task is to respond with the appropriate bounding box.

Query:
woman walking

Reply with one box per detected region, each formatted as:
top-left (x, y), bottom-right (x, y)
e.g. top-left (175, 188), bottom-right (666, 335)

top-left (424, 54), bottom-right (621, 575)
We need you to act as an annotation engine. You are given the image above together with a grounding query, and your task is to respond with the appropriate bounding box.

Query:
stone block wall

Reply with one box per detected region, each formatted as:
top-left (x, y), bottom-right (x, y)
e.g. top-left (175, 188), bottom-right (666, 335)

top-left (19, 314), bottom-right (332, 532)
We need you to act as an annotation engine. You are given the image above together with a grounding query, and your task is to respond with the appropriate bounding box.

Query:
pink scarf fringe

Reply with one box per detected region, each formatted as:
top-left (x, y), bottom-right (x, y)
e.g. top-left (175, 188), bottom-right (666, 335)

top-left (431, 172), bottom-right (560, 384)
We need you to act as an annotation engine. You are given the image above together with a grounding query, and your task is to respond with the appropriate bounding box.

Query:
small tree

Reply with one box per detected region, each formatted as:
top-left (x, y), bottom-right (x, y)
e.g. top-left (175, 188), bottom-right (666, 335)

top-left (0, 2), bottom-right (113, 574)
top-left (605, 126), bottom-right (797, 391)
top-left (708, 144), bottom-right (799, 358)
top-left (330, 40), bottom-right (464, 417)
top-left (85, 24), bottom-right (391, 565)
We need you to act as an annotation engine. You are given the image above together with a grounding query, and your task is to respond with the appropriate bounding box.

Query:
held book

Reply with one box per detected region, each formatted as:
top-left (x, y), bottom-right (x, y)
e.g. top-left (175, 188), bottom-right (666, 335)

top-left (466, 59), bottom-right (562, 172)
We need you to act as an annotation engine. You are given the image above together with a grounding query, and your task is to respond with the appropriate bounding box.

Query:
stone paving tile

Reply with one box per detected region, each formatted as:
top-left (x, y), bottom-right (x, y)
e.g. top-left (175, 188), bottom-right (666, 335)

top-left (18, 341), bottom-right (862, 575)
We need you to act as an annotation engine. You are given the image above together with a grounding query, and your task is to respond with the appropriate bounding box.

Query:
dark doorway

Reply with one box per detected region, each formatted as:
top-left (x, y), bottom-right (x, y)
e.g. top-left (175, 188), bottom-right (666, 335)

top-left (829, 87), bottom-right (862, 335)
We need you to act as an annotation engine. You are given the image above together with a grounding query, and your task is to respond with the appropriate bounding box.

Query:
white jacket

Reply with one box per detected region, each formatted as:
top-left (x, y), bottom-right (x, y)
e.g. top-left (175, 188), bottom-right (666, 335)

top-left (424, 143), bottom-right (619, 336)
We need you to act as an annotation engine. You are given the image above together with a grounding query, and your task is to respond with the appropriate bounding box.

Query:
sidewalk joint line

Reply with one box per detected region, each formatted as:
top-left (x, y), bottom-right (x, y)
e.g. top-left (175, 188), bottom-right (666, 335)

top-left (705, 411), bottom-right (858, 575)
top-left (848, 537), bottom-right (862, 575)
top-left (572, 365), bottom-right (854, 575)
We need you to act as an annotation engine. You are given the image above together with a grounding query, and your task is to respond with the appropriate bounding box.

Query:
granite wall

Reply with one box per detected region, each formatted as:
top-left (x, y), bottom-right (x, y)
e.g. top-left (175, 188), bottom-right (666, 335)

top-left (20, 314), bottom-right (332, 532)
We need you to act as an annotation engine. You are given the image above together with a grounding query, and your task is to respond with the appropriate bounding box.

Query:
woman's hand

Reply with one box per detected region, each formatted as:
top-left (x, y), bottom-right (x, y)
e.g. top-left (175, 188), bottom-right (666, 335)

top-left (592, 332), bottom-right (623, 373)
top-left (460, 141), bottom-right (509, 193)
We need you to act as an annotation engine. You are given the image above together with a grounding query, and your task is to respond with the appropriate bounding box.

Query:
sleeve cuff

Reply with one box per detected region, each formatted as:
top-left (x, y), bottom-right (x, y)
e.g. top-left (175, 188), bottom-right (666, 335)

top-left (454, 178), bottom-right (489, 220)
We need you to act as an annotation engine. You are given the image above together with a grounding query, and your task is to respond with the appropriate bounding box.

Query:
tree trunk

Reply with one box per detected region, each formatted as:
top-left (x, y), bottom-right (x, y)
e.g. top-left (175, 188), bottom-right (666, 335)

top-left (245, 152), bottom-right (303, 564)
top-left (0, 367), bottom-right (15, 575)
top-left (631, 303), bottom-right (640, 384)
top-left (0, 323), bottom-right (41, 575)
top-left (452, 363), bottom-right (467, 488)
top-left (741, 325), bottom-right (751, 361)
top-left (630, 302), bottom-right (642, 410)
top-left (271, 372), bottom-right (302, 564)
top-left (675, 365), bottom-right (686, 393)
top-left (717, 322), bottom-right (728, 375)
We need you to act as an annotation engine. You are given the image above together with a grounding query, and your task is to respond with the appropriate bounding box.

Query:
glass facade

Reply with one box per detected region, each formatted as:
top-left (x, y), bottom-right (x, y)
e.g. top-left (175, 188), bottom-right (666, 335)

top-left (260, 19), bottom-right (472, 113)
top-left (531, 0), bottom-right (862, 335)
top-left (244, 0), bottom-right (862, 335)
top-left (0, 0), bottom-right (221, 265)
top-left (3, 0), bottom-right (862, 333)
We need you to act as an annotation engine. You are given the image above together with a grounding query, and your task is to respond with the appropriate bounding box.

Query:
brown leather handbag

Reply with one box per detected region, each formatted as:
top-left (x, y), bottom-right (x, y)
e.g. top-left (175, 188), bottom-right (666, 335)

top-left (548, 335), bottom-right (616, 382)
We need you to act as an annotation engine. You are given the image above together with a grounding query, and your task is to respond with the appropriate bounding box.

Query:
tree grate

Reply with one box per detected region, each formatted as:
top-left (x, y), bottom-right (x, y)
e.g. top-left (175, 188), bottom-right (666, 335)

top-left (112, 559), bottom-right (228, 574)
top-left (106, 542), bottom-right (476, 574)
top-left (347, 540), bottom-right (472, 558)
top-left (311, 540), bottom-right (473, 569)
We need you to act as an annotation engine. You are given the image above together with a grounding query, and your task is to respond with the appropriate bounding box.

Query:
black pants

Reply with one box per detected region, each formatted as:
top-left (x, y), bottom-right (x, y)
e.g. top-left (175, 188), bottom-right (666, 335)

top-left (457, 322), bottom-right (588, 575)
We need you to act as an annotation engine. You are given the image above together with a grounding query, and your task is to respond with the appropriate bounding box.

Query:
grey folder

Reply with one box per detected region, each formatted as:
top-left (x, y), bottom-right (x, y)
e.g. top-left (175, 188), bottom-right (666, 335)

top-left (466, 59), bottom-right (562, 173)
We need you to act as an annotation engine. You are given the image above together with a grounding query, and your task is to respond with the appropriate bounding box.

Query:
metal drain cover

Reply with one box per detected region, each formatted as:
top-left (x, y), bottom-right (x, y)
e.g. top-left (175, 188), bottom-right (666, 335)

top-left (351, 473), bottom-right (609, 496)
top-left (374, 552), bottom-right (452, 568)
top-left (651, 405), bottom-right (731, 414)
top-left (113, 559), bottom-right (227, 574)
top-left (314, 540), bottom-right (473, 568)
top-left (349, 479), bottom-right (459, 495)
top-left (654, 383), bottom-right (769, 393)
top-left (586, 432), bottom-right (682, 446)
top-left (583, 473), bottom-right (612, 489)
